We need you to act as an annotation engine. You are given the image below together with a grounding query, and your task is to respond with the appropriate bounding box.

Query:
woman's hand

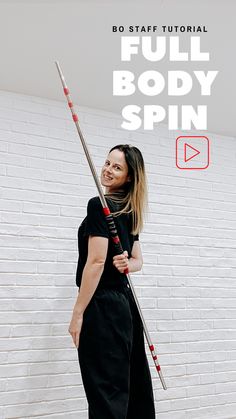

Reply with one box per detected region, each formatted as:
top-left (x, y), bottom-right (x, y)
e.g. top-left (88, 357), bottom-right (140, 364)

top-left (113, 250), bottom-right (129, 273)
top-left (68, 311), bottom-right (83, 349)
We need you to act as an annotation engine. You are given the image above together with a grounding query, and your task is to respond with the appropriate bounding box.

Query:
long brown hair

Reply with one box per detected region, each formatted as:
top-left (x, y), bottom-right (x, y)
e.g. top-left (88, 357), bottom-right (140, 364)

top-left (105, 144), bottom-right (148, 235)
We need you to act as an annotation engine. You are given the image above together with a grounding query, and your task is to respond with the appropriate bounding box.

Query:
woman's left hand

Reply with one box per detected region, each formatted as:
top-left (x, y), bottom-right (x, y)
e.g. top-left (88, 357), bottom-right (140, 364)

top-left (113, 250), bottom-right (129, 273)
top-left (68, 312), bottom-right (83, 349)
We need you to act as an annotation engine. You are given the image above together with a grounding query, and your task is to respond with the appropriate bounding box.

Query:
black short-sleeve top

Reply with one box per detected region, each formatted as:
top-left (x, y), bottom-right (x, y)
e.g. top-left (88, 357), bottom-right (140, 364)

top-left (76, 196), bottom-right (139, 290)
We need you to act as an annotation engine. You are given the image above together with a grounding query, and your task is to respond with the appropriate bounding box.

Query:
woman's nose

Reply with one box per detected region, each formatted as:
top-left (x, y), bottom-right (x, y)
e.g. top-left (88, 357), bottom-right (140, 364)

top-left (105, 166), bottom-right (112, 174)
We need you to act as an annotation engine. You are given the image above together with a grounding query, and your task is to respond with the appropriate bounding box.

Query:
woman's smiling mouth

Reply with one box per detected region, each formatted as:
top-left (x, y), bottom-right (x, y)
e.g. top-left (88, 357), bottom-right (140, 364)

top-left (103, 174), bottom-right (113, 180)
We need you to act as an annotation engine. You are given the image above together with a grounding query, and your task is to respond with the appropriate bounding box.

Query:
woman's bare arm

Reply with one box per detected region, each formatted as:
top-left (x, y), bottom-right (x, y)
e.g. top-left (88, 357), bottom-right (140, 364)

top-left (113, 241), bottom-right (143, 273)
top-left (69, 235), bottom-right (108, 347)
top-left (73, 236), bottom-right (108, 315)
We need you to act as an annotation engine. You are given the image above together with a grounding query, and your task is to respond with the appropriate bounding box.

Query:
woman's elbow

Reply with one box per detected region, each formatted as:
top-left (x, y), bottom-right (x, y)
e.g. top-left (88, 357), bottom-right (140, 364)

top-left (129, 257), bottom-right (143, 272)
top-left (138, 254), bottom-right (143, 269)
top-left (87, 257), bottom-right (106, 268)
top-left (138, 260), bottom-right (143, 271)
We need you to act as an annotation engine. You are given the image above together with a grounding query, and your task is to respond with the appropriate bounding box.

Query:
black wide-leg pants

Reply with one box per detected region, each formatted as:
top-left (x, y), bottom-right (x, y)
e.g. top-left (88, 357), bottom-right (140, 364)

top-left (78, 285), bottom-right (156, 419)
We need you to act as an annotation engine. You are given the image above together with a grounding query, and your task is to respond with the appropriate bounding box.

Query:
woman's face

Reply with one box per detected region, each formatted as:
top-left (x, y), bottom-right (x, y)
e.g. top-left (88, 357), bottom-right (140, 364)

top-left (101, 149), bottom-right (130, 193)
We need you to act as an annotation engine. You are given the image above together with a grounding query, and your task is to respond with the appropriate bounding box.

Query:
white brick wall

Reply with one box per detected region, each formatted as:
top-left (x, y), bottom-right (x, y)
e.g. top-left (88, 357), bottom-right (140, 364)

top-left (0, 89), bottom-right (236, 419)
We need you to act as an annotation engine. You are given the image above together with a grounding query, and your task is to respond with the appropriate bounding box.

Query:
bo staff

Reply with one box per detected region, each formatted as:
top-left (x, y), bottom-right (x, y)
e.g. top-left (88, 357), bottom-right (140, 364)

top-left (55, 61), bottom-right (167, 390)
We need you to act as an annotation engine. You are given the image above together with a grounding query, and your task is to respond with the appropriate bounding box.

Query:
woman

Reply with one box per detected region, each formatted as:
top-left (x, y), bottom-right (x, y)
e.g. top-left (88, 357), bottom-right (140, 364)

top-left (69, 144), bottom-right (155, 419)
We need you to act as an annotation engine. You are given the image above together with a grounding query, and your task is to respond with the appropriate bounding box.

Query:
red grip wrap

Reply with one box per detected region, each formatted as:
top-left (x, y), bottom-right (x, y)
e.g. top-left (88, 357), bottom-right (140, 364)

top-left (124, 268), bottom-right (129, 275)
top-left (64, 87), bottom-right (69, 95)
top-left (156, 365), bottom-right (161, 372)
top-left (73, 114), bottom-right (78, 122)
top-left (103, 207), bottom-right (110, 216)
top-left (68, 102), bottom-right (73, 108)
top-left (112, 236), bottom-right (120, 244)
top-left (153, 355), bottom-right (157, 360)
top-left (149, 345), bottom-right (154, 351)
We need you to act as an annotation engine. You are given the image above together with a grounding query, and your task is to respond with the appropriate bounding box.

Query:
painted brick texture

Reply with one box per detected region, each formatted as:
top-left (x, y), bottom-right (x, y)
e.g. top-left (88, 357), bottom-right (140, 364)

top-left (0, 90), bottom-right (236, 419)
